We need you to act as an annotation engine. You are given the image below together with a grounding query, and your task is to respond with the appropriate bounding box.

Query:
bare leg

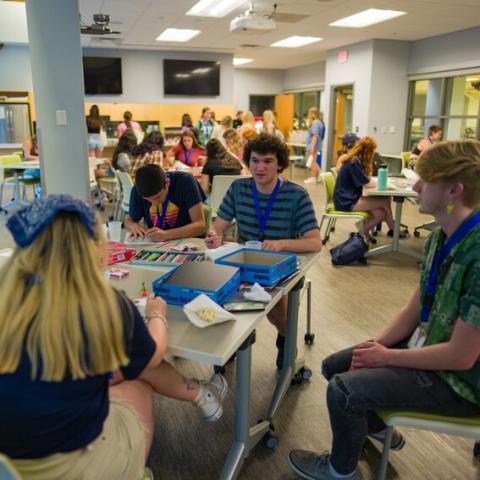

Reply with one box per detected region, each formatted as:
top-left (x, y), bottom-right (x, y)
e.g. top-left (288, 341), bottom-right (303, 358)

top-left (353, 196), bottom-right (394, 230)
top-left (139, 360), bottom-right (200, 402)
top-left (267, 295), bottom-right (288, 335)
top-left (361, 208), bottom-right (386, 236)
top-left (109, 379), bottom-right (155, 460)
top-left (310, 161), bottom-right (320, 179)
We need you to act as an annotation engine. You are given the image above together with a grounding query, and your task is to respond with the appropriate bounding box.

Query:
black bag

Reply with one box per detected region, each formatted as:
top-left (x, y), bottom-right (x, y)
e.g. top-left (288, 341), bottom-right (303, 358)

top-left (330, 233), bottom-right (368, 266)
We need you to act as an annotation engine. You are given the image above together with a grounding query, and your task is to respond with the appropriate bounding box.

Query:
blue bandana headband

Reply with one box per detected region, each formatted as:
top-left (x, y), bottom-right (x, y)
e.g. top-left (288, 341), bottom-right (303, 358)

top-left (7, 194), bottom-right (96, 248)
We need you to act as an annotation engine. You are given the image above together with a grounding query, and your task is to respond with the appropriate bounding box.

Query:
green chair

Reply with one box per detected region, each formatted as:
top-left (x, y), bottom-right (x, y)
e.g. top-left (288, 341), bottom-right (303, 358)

top-left (377, 410), bottom-right (480, 479)
top-left (401, 151), bottom-right (411, 168)
top-left (319, 172), bottom-right (370, 245)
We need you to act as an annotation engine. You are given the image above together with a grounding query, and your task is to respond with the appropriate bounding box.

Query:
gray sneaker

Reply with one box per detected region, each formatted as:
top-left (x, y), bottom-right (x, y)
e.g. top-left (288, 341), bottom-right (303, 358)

top-left (193, 376), bottom-right (227, 422)
top-left (288, 450), bottom-right (362, 480)
top-left (369, 428), bottom-right (405, 450)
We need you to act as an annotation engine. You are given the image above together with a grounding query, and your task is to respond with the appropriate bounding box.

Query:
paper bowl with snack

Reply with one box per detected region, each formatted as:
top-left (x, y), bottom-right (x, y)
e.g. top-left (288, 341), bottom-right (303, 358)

top-left (183, 294), bottom-right (236, 328)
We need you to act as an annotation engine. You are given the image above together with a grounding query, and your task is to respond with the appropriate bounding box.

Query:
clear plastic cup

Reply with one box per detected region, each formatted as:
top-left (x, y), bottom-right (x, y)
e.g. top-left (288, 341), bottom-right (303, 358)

top-left (101, 224), bottom-right (109, 240)
top-left (245, 240), bottom-right (262, 249)
top-left (108, 221), bottom-right (122, 242)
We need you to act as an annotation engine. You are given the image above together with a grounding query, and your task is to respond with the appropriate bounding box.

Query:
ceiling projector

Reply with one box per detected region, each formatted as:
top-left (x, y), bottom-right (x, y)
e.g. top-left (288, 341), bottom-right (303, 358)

top-left (230, 11), bottom-right (276, 33)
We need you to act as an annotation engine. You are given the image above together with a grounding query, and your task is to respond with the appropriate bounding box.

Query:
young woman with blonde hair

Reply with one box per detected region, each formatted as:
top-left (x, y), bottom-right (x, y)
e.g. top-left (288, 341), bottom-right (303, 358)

top-left (304, 107), bottom-right (326, 184)
top-left (0, 195), bottom-right (226, 479)
top-left (333, 136), bottom-right (401, 238)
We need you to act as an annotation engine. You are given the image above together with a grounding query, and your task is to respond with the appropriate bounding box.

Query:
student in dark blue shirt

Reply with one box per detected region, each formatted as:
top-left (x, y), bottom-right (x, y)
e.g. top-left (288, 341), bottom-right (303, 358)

top-left (125, 165), bottom-right (207, 242)
top-left (334, 136), bottom-right (398, 237)
top-left (0, 195), bottom-right (225, 479)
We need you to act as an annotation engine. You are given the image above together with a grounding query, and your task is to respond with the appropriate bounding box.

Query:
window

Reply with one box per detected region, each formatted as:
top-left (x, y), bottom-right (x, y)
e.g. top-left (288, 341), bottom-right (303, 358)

top-left (292, 90), bottom-right (323, 129)
top-left (406, 74), bottom-right (480, 149)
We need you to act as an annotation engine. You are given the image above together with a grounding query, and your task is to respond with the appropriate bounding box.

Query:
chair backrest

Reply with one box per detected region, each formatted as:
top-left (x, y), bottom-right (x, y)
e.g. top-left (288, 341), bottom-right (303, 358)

top-left (0, 155), bottom-right (22, 166)
top-left (320, 172), bottom-right (335, 213)
top-left (116, 170), bottom-right (134, 210)
top-left (210, 175), bottom-right (244, 215)
top-left (330, 166), bottom-right (338, 180)
top-left (88, 157), bottom-right (97, 186)
top-left (401, 151), bottom-right (411, 167)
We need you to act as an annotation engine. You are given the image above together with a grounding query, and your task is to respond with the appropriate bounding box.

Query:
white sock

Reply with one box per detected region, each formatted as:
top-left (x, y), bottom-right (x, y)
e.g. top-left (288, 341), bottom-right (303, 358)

top-left (328, 458), bottom-right (357, 478)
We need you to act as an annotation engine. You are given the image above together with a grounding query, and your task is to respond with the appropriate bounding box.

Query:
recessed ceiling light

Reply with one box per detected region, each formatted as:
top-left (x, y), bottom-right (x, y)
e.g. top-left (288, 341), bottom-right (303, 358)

top-left (270, 36), bottom-right (323, 48)
top-left (186, 0), bottom-right (246, 18)
top-left (329, 8), bottom-right (406, 28)
top-left (156, 28), bottom-right (201, 42)
top-left (233, 57), bottom-right (253, 65)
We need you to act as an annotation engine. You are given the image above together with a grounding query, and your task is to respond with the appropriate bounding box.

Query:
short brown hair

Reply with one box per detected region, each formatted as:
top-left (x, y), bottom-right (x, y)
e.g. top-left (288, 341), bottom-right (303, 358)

top-left (416, 140), bottom-right (480, 208)
top-left (428, 125), bottom-right (443, 135)
top-left (243, 133), bottom-right (289, 172)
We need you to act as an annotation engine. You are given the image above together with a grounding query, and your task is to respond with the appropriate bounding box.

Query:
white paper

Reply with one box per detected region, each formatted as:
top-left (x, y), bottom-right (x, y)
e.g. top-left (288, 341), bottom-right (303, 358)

top-left (243, 283), bottom-right (271, 302)
top-left (168, 161), bottom-right (191, 172)
top-left (402, 168), bottom-right (418, 181)
top-left (205, 243), bottom-right (243, 262)
top-left (124, 233), bottom-right (161, 245)
top-left (183, 294), bottom-right (236, 328)
top-left (305, 154), bottom-right (314, 168)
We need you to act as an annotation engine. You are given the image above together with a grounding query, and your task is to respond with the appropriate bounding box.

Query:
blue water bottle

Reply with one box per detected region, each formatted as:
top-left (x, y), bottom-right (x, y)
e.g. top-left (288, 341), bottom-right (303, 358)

top-left (377, 164), bottom-right (388, 191)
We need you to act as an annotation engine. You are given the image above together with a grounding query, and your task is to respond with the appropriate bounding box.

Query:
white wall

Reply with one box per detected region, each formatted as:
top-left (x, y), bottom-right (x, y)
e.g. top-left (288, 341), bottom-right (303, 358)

top-left (283, 61), bottom-right (326, 91)
top-left (409, 27), bottom-right (480, 75)
top-left (0, 45), bottom-right (32, 91)
top-left (82, 48), bottom-right (235, 104)
top-left (233, 68), bottom-right (284, 111)
top-left (324, 40), bottom-right (374, 153)
top-left (368, 40), bottom-right (411, 153)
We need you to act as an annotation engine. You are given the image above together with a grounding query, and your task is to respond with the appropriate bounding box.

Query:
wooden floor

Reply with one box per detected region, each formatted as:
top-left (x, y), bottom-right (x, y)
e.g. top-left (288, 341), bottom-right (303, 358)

top-left (0, 169), bottom-right (478, 480)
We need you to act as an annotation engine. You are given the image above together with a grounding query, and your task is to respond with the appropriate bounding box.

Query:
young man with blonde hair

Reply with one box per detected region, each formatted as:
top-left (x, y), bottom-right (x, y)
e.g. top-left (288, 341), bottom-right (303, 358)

top-left (289, 140), bottom-right (480, 479)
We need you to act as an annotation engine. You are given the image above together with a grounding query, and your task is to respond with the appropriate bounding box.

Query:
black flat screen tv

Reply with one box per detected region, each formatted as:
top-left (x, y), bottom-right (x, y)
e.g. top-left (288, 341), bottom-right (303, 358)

top-left (83, 57), bottom-right (122, 94)
top-left (164, 59), bottom-right (220, 96)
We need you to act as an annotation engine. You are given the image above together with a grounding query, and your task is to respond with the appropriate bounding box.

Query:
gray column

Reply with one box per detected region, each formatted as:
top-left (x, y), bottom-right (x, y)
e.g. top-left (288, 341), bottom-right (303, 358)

top-left (25, 0), bottom-right (89, 201)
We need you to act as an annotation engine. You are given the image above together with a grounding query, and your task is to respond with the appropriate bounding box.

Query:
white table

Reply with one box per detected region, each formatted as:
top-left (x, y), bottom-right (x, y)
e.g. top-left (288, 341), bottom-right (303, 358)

top-left (0, 161), bottom-right (40, 210)
top-left (366, 178), bottom-right (421, 260)
top-left (112, 239), bottom-right (320, 479)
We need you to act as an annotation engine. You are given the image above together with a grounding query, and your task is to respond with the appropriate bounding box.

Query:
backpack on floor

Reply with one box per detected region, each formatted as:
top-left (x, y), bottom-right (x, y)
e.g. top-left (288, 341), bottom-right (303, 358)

top-left (330, 233), bottom-right (368, 266)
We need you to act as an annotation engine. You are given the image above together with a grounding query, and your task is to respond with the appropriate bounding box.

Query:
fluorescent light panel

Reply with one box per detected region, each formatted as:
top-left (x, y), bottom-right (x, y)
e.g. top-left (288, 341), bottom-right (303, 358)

top-left (330, 8), bottom-right (406, 28)
top-left (271, 36), bottom-right (322, 48)
top-left (156, 28), bottom-right (201, 42)
top-left (186, 0), bottom-right (246, 17)
top-left (233, 57), bottom-right (253, 65)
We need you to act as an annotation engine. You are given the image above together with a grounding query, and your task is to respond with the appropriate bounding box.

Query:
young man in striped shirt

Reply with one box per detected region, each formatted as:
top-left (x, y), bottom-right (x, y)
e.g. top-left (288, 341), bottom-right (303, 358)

top-left (206, 133), bottom-right (322, 369)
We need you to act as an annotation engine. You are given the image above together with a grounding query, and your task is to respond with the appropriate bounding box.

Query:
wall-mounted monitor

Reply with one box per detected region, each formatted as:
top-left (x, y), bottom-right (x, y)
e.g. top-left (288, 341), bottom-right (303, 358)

top-left (163, 59), bottom-right (220, 96)
top-left (83, 57), bottom-right (122, 95)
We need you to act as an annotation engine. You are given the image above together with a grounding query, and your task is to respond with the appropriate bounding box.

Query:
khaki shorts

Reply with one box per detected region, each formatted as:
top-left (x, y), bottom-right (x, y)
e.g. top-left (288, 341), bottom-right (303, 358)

top-left (12, 400), bottom-right (146, 480)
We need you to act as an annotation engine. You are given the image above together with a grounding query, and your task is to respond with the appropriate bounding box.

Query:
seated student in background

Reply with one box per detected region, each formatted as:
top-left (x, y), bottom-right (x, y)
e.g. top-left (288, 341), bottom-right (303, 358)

top-left (288, 140), bottom-right (480, 480)
top-left (128, 130), bottom-right (165, 179)
top-left (211, 115), bottom-right (233, 147)
top-left (0, 195), bottom-right (227, 480)
top-left (409, 124), bottom-right (443, 167)
top-left (125, 163), bottom-right (206, 241)
top-left (206, 134), bottom-right (322, 369)
top-left (335, 133), bottom-right (359, 171)
top-left (200, 139), bottom-right (243, 194)
top-left (166, 130), bottom-right (206, 167)
top-left (180, 112), bottom-right (200, 140)
top-left (334, 136), bottom-right (404, 239)
top-left (112, 129), bottom-right (138, 172)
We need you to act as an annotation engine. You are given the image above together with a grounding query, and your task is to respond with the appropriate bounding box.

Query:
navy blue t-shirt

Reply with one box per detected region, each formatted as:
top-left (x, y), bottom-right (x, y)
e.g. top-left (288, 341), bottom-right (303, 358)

top-left (129, 172), bottom-right (206, 229)
top-left (0, 294), bottom-right (156, 459)
top-left (333, 158), bottom-right (370, 211)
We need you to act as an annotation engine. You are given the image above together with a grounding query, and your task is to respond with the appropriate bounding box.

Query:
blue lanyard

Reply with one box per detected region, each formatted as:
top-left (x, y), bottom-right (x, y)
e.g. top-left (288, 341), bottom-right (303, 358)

top-left (202, 121), bottom-right (211, 136)
top-left (183, 146), bottom-right (192, 165)
top-left (251, 177), bottom-right (281, 241)
top-left (155, 175), bottom-right (171, 229)
top-left (421, 211), bottom-right (480, 322)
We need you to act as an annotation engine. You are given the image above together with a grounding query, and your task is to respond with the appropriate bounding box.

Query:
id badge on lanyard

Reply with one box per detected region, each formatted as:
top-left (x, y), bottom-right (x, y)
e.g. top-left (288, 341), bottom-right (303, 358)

top-left (410, 211), bottom-right (480, 349)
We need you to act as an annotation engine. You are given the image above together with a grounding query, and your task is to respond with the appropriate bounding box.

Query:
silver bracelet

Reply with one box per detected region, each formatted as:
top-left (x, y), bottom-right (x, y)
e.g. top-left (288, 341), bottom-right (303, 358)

top-left (144, 312), bottom-right (168, 329)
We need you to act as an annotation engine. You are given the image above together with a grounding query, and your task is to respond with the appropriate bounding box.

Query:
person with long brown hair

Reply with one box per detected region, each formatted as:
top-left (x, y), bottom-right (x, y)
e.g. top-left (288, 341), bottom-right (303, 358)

top-left (166, 130), bottom-right (206, 167)
top-left (333, 136), bottom-right (399, 237)
top-left (86, 104), bottom-right (104, 157)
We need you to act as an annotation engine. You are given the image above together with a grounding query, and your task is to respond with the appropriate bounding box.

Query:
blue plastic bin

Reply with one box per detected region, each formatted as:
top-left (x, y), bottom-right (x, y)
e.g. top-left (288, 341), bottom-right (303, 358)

top-left (215, 248), bottom-right (297, 287)
top-left (152, 262), bottom-right (241, 306)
